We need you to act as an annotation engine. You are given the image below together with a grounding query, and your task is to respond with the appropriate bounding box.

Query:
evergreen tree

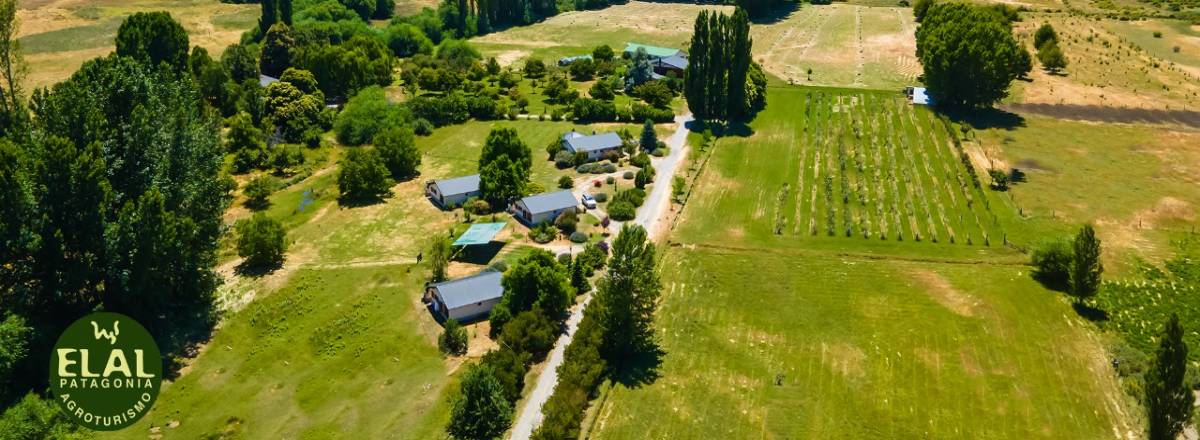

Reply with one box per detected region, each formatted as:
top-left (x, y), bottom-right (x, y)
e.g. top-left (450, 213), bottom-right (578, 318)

top-left (639, 119), bottom-right (658, 152)
top-left (478, 128), bottom-right (531, 206)
top-left (280, 0), bottom-right (293, 25)
top-left (684, 9), bottom-right (759, 121)
top-left (235, 213), bottom-right (287, 269)
top-left (915, 3), bottom-right (1029, 109)
top-left (594, 224), bottom-right (661, 367)
top-left (570, 258), bottom-right (590, 294)
top-left (260, 0), bottom-right (279, 36)
top-left (429, 233), bottom-right (452, 282)
top-left (115, 12), bottom-right (190, 72)
top-left (1146, 314), bottom-right (1194, 440)
top-left (725, 8), bottom-right (752, 120)
top-left (260, 24), bottom-right (295, 78)
top-left (1034, 23), bottom-right (1058, 49)
top-left (1069, 224), bottom-right (1102, 302)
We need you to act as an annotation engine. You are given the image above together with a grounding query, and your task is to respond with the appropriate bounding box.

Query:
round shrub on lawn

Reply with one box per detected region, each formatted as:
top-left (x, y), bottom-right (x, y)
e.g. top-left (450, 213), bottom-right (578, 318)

top-left (593, 192), bottom-right (608, 203)
top-left (569, 231), bottom-right (588, 243)
top-left (607, 200), bottom-right (635, 220)
top-left (623, 171), bottom-right (635, 180)
top-left (605, 176), bottom-right (615, 184)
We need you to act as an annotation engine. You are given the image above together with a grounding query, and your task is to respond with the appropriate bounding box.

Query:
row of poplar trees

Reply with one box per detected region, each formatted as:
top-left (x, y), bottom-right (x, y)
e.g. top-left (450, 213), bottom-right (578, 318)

top-left (683, 8), bottom-right (764, 122)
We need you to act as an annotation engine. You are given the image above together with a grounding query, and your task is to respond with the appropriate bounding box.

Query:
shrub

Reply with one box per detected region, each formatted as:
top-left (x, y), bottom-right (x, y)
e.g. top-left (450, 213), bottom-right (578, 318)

top-left (612, 188), bottom-right (646, 207)
top-left (531, 223), bottom-right (557, 243)
top-left (1032, 238), bottom-right (1072, 291)
top-left (243, 175), bottom-right (279, 210)
top-left (489, 260), bottom-right (509, 273)
top-left (466, 199), bottom-right (491, 215)
top-left (607, 200), bottom-right (635, 220)
top-left (555, 211), bottom-right (579, 234)
top-left (593, 192), bottom-right (608, 203)
top-left (605, 176), bottom-right (615, 184)
top-left (558, 175), bottom-right (575, 189)
top-left (499, 311), bottom-right (557, 361)
top-left (236, 213), bottom-right (287, 269)
top-left (569, 231), bottom-right (588, 243)
top-left (413, 118), bottom-right (434, 135)
top-left (439, 319), bottom-right (468, 355)
top-left (622, 171), bottom-right (635, 180)
top-left (600, 163), bottom-right (617, 173)
top-left (480, 347), bottom-right (529, 403)
top-left (555, 150), bottom-right (577, 169)
top-left (1153, 31), bottom-right (1163, 38)
top-left (337, 148), bottom-right (394, 201)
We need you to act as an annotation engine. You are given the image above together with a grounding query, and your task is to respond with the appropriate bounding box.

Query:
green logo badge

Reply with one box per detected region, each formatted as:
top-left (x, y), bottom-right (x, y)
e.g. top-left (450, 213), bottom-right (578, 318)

top-left (49, 312), bottom-right (162, 431)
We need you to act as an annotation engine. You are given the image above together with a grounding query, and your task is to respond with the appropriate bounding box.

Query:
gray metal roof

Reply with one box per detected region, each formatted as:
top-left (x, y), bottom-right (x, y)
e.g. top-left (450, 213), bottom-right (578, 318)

top-left (657, 55), bottom-right (688, 70)
top-left (563, 132), bottom-right (622, 154)
top-left (519, 190), bottom-right (579, 214)
top-left (259, 74), bottom-right (279, 87)
top-left (433, 174), bottom-right (481, 196)
top-left (431, 271), bottom-right (504, 310)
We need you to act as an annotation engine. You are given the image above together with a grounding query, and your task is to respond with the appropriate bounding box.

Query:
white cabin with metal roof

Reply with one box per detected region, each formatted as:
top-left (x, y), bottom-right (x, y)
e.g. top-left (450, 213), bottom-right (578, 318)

top-left (425, 271), bottom-right (504, 322)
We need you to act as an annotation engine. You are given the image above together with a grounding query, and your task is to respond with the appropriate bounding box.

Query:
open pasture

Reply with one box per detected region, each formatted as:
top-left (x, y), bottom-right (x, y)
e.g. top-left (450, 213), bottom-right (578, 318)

top-left (16, 0), bottom-right (257, 89)
top-left (751, 4), bottom-right (920, 90)
top-left (470, 1), bottom-right (731, 65)
top-left (677, 86), bottom-right (1003, 251)
top-left (590, 246), bottom-right (1138, 439)
top-left (1011, 14), bottom-right (1200, 110)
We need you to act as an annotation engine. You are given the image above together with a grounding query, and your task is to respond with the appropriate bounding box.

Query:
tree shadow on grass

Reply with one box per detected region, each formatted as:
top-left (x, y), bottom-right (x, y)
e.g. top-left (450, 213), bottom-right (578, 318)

top-left (337, 193), bottom-right (391, 208)
top-left (942, 106), bottom-right (1026, 131)
top-left (234, 259), bottom-right (284, 278)
top-left (748, 2), bottom-right (802, 25)
top-left (611, 343), bottom-right (665, 388)
top-left (1072, 302), bottom-right (1109, 322)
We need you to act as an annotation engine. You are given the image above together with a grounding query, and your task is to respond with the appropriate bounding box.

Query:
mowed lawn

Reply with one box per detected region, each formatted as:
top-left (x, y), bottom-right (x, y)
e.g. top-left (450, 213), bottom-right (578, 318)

top-left (592, 248), bottom-right (1136, 439)
top-left (108, 265), bottom-right (453, 439)
top-left (589, 86), bottom-right (1139, 439)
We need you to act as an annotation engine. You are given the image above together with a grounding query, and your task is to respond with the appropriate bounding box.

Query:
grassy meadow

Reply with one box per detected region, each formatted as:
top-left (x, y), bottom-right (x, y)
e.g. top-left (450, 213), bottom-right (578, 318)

top-left (588, 85), bottom-right (1143, 439)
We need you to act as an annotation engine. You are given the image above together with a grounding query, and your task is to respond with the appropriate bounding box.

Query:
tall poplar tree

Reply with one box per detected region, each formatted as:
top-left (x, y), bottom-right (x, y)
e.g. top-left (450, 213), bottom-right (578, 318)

top-left (1146, 314), bottom-right (1194, 440)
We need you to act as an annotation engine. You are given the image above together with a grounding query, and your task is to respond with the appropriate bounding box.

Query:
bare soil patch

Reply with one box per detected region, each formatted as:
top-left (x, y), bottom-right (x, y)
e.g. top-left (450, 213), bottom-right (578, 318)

top-left (910, 268), bottom-right (979, 317)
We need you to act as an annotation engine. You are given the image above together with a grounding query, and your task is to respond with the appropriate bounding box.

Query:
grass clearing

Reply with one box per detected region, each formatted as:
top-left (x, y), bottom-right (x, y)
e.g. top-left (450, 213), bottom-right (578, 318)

top-left (590, 85), bottom-right (1140, 439)
top-left (16, 0), bottom-right (257, 89)
top-left (751, 4), bottom-right (918, 89)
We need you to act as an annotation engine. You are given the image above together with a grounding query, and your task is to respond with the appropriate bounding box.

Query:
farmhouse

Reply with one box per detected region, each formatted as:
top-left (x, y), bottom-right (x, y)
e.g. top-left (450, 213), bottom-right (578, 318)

top-left (425, 271), bottom-right (504, 322)
top-left (426, 174), bottom-right (481, 208)
top-left (562, 131), bottom-right (623, 162)
top-left (651, 55), bottom-right (688, 77)
top-left (558, 55), bottom-right (592, 66)
top-left (624, 42), bottom-right (684, 60)
top-left (512, 190), bottom-right (579, 225)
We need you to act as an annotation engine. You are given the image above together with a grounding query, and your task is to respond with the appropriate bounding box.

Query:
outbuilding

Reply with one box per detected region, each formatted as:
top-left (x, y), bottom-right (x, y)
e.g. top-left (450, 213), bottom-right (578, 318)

top-left (623, 42), bottom-right (684, 60)
top-left (425, 271), bottom-right (504, 323)
top-left (512, 190), bottom-right (579, 226)
top-left (558, 55), bottom-right (592, 66)
top-left (562, 131), bottom-right (623, 162)
top-left (652, 55), bottom-right (688, 77)
top-left (426, 174), bottom-right (481, 209)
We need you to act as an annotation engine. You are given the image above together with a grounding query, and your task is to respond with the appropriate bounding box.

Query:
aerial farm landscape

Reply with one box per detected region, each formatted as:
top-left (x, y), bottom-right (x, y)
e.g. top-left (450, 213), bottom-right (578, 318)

top-left (0, 0), bottom-right (1198, 438)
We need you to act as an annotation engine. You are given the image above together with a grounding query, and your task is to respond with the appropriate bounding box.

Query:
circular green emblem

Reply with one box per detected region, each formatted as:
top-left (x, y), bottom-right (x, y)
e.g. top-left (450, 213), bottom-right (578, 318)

top-left (49, 312), bottom-right (162, 431)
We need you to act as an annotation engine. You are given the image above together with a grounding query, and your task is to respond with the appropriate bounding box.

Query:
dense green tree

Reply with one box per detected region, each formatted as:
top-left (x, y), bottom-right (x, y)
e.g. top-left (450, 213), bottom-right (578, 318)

top-left (387, 23), bottom-right (434, 57)
top-left (373, 0), bottom-right (396, 19)
top-left (222, 44), bottom-right (260, 83)
top-left (439, 318), bottom-right (469, 355)
top-left (1034, 23), bottom-right (1058, 49)
top-left (635, 81), bottom-right (672, 109)
top-left (236, 213), bottom-right (287, 269)
top-left (226, 112), bottom-right (267, 170)
top-left (260, 0), bottom-right (279, 35)
top-left (626, 48), bottom-right (653, 89)
top-left (501, 250), bottom-right (573, 320)
top-left (294, 36), bottom-right (394, 99)
top-left (260, 23), bottom-right (296, 77)
top-left (337, 147), bottom-right (393, 201)
top-left (639, 119), bottom-right (658, 151)
top-left (0, 0), bottom-right (27, 138)
top-left (594, 224), bottom-right (660, 366)
top-left (524, 57), bottom-right (546, 78)
top-left (342, 0), bottom-right (377, 20)
top-left (115, 12), bottom-right (190, 72)
top-left (243, 175), bottom-right (278, 210)
top-left (0, 393), bottom-right (83, 438)
top-left (912, 0), bottom-right (934, 23)
top-left (568, 58), bottom-right (595, 80)
top-left (592, 44), bottom-right (614, 61)
top-left (480, 347), bottom-right (529, 402)
top-left (0, 313), bottom-right (30, 401)
top-left (589, 78), bottom-right (614, 100)
top-left (334, 86), bottom-right (409, 145)
top-left (1037, 41), bottom-right (1067, 72)
top-left (478, 128), bottom-right (531, 205)
top-left (374, 126), bottom-right (421, 179)
top-left (498, 310), bottom-right (556, 359)
top-left (437, 39), bottom-right (482, 71)
top-left (1146, 314), bottom-right (1194, 440)
top-left (1031, 238), bottom-right (1072, 291)
top-left (570, 258), bottom-right (590, 294)
top-left (684, 9), bottom-right (760, 121)
top-left (447, 364), bottom-right (512, 440)
top-left (264, 81), bottom-right (323, 143)
top-left (915, 3), bottom-right (1029, 109)
top-left (1069, 224), bottom-right (1102, 302)
top-left (24, 54), bottom-right (228, 363)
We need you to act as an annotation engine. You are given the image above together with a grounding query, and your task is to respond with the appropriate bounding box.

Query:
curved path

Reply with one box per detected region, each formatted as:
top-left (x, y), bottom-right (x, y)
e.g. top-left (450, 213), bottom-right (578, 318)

top-left (508, 113), bottom-right (694, 440)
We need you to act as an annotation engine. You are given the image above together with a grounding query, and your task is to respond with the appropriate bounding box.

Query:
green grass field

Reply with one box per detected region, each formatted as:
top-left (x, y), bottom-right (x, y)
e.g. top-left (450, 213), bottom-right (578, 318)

top-left (676, 87), bottom-right (1003, 251)
top-left (589, 86), bottom-right (1141, 439)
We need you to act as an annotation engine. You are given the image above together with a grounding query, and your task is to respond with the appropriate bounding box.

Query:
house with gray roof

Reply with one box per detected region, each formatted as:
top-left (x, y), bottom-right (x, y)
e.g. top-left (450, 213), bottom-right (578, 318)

top-left (425, 271), bottom-right (504, 322)
top-left (512, 190), bottom-right (579, 226)
top-left (653, 55), bottom-right (688, 77)
top-left (426, 174), bottom-right (481, 209)
top-left (562, 131), bottom-right (623, 162)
